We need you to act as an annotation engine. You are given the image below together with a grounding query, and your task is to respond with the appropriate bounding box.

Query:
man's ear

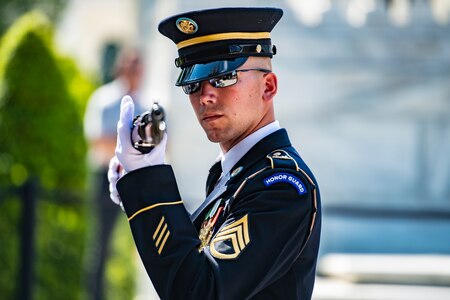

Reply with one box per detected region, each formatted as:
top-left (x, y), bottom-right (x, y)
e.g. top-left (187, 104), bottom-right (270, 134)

top-left (263, 72), bottom-right (277, 101)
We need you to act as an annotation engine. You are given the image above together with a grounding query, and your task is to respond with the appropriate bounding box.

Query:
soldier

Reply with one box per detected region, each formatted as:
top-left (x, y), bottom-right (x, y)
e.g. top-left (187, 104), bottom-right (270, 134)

top-left (108, 7), bottom-right (321, 299)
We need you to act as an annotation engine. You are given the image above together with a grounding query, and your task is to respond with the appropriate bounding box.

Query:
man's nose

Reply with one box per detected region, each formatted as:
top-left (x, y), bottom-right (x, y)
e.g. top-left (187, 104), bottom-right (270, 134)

top-left (199, 81), bottom-right (217, 105)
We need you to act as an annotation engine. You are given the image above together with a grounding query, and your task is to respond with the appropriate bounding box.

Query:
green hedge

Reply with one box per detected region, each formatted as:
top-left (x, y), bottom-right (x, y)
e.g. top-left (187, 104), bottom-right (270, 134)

top-left (0, 10), bottom-right (137, 300)
top-left (0, 11), bottom-right (87, 299)
top-left (0, 11), bottom-right (86, 189)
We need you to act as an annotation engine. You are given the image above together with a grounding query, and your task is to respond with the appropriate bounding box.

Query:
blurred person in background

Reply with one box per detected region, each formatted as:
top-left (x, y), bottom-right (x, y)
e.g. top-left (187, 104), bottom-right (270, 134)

top-left (108, 7), bottom-right (321, 299)
top-left (83, 45), bottom-right (147, 300)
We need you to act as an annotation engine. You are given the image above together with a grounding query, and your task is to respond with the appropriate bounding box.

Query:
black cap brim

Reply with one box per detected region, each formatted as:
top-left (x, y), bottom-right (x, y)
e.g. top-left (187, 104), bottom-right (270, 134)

top-left (175, 57), bottom-right (247, 86)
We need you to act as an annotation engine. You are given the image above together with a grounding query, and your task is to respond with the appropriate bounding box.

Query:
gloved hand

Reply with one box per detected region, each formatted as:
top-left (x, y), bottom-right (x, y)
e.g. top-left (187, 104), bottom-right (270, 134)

top-left (108, 156), bottom-right (125, 210)
top-left (115, 95), bottom-right (167, 173)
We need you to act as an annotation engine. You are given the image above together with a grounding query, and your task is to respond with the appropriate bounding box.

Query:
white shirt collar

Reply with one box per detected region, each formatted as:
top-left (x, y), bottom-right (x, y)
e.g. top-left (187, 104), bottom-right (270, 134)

top-left (218, 120), bottom-right (281, 176)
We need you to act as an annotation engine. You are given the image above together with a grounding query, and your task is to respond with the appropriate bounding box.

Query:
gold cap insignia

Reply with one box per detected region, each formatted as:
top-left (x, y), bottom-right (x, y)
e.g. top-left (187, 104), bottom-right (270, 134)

top-left (176, 17), bottom-right (198, 34)
top-left (210, 214), bottom-right (250, 260)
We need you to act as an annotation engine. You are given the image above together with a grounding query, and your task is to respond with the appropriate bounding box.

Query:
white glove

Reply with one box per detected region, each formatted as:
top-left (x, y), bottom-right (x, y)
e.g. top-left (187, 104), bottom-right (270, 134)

top-left (115, 95), bottom-right (167, 173)
top-left (108, 155), bottom-right (125, 209)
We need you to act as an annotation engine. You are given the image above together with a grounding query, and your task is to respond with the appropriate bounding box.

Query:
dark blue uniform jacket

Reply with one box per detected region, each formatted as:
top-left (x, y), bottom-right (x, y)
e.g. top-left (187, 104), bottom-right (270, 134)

top-left (117, 129), bottom-right (321, 299)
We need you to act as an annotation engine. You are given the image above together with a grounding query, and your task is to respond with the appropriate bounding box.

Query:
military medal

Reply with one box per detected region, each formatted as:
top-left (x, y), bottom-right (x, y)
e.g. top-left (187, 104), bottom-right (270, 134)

top-left (198, 199), bottom-right (224, 250)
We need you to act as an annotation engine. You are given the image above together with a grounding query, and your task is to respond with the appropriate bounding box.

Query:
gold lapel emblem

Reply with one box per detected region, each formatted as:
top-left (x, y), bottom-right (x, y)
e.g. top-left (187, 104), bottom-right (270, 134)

top-left (210, 214), bottom-right (250, 260)
top-left (231, 166), bottom-right (243, 178)
top-left (176, 17), bottom-right (198, 34)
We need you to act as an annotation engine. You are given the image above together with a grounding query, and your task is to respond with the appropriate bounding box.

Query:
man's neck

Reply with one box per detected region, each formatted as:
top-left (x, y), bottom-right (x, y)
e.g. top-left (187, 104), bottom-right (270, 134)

top-left (220, 117), bottom-right (275, 153)
top-left (217, 120), bottom-right (281, 177)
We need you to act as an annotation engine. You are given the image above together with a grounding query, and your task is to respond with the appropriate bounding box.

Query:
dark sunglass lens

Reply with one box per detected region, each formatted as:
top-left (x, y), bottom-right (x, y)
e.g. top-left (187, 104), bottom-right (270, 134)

top-left (210, 72), bottom-right (238, 88)
top-left (182, 82), bottom-right (200, 94)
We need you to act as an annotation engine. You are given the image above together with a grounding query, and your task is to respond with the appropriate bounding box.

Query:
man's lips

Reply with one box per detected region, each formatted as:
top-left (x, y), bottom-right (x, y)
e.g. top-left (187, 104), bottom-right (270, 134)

top-left (202, 114), bottom-right (222, 122)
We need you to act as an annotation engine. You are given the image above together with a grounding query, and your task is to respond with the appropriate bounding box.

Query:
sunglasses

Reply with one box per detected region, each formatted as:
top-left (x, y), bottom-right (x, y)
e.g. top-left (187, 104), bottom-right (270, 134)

top-left (181, 68), bottom-right (272, 95)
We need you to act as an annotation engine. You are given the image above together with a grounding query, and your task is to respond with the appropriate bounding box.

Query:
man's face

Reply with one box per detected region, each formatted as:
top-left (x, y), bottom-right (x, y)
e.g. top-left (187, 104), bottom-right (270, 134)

top-left (188, 57), bottom-right (276, 152)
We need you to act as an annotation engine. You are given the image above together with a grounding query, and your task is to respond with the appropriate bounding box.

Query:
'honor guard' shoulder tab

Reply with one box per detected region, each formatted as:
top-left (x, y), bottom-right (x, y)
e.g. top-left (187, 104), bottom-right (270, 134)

top-left (266, 149), bottom-right (299, 171)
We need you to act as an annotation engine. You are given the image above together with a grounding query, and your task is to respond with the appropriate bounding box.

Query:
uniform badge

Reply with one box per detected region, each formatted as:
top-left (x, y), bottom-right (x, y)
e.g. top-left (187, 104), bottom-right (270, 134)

top-left (210, 214), bottom-right (250, 260)
top-left (176, 17), bottom-right (198, 34)
top-left (263, 172), bottom-right (307, 195)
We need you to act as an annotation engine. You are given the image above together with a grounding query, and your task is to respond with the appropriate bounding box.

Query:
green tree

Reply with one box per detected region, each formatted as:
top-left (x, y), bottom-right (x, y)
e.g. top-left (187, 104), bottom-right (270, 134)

top-left (0, 11), bottom-right (88, 299)
top-left (0, 11), bottom-right (86, 189)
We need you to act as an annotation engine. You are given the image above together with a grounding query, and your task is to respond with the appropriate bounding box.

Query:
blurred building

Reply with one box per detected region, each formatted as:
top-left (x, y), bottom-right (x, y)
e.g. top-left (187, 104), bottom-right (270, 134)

top-left (57, 0), bottom-right (450, 299)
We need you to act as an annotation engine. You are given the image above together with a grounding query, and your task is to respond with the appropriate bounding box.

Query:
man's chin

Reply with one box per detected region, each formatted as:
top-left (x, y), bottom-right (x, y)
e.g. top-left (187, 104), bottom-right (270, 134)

top-left (206, 134), bottom-right (221, 143)
top-left (204, 130), bottom-right (226, 144)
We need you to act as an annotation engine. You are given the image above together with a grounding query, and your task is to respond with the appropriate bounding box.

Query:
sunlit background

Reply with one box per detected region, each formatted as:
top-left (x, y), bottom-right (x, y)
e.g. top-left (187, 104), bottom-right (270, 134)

top-left (1, 0), bottom-right (449, 299)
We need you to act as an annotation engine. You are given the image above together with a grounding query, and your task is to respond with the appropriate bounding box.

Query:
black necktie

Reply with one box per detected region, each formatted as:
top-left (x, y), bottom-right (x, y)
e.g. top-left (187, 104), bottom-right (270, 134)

top-left (205, 161), bottom-right (222, 196)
